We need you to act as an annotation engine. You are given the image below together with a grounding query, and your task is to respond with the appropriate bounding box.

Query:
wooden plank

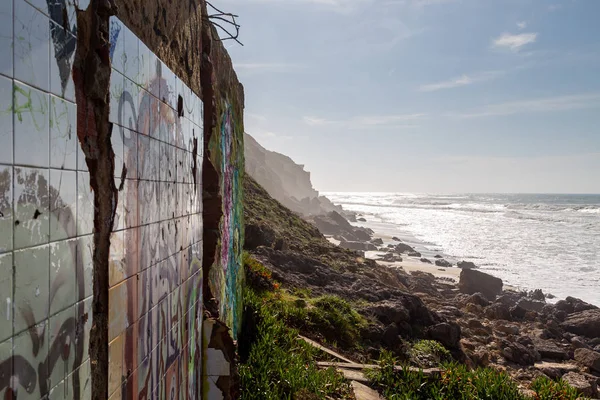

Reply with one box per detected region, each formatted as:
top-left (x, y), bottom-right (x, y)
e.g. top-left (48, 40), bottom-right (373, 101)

top-left (351, 381), bottom-right (384, 400)
top-left (297, 335), bottom-right (354, 363)
top-left (338, 368), bottom-right (369, 383)
top-left (317, 361), bottom-right (442, 377)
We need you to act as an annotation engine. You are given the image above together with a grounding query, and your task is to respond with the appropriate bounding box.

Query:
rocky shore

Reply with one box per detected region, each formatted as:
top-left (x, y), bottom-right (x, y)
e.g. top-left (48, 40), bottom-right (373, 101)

top-left (244, 176), bottom-right (600, 398)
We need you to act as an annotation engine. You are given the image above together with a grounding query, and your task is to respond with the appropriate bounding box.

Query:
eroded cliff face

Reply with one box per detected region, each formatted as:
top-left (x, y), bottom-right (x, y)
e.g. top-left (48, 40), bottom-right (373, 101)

top-left (244, 133), bottom-right (340, 216)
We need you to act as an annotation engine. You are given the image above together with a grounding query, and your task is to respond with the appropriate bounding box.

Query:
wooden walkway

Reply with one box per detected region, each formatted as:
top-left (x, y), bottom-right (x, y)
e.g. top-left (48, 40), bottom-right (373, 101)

top-left (298, 336), bottom-right (443, 399)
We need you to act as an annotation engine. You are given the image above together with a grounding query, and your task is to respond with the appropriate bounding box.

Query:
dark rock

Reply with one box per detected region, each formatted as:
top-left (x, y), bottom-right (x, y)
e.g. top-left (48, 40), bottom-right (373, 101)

top-left (556, 297), bottom-right (598, 315)
top-left (408, 251), bottom-right (422, 257)
top-left (367, 300), bottom-right (410, 325)
top-left (502, 341), bottom-right (538, 366)
top-left (530, 289), bottom-right (546, 302)
top-left (562, 372), bottom-right (598, 398)
top-left (459, 269), bottom-right (503, 301)
top-left (535, 341), bottom-right (569, 361)
top-left (574, 348), bottom-right (600, 373)
top-left (382, 324), bottom-right (400, 347)
top-left (357, 217), bottom-right (367, 222)
top-left (395, 243), bottom-right (416, 254)
top-left (353, 228), bottom-right (372, 242)
top-left (392, 236), bottom-right (401, 242)
top-left (435, 259), bottom-right (452, 268)
top-left (561, 309), bottom-right (600, 338)
top-left (457, 261), bottom-right (478, 269)
top-left (420, 258), bottom-right (432, 264)
top-left (496, 292), bottom-right (523, 308)
top-left (517, 298), bottom-right (545, 313)
top-left (496, 322), bottom-right (520, 335)
top-left (510, 305), bottom-right (527, 320)
top-left (387, 244), bottom-right (395, 248)
top-left (485, 303), bottom-right (511, 320)
top-left (571, 336), bottom-right (591, 350)
top-left (244, 223), bottom-right (277, 250)
top-left (464, 293), bottom-right (490, 307)
top-left (339, 240), bottom-right (377, 252)
top-left (434, 254), bottom-right (443, 259)
top-left (371, 238), bottom-right (384, 245)
top-left (426, 322), bottom-right (461, 349)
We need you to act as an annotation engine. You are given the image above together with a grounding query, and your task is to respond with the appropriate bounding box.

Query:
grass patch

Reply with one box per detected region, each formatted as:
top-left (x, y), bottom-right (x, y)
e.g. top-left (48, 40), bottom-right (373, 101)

top-left (409, 340), bottom-right (451, 368)
top-left (366, 350), bottom-right (588, 400)
top-left (239, 288), bottom-right (353, 399)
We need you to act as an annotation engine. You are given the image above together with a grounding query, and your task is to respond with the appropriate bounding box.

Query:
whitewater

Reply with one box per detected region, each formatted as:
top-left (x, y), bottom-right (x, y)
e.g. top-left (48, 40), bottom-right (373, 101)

top-left (324, 193), bottom-right (600, 306)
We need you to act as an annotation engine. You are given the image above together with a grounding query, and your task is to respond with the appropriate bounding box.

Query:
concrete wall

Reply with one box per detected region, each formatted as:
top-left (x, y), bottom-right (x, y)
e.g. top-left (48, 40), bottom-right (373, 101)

top-left (0, 0), bottom-right (244, 398)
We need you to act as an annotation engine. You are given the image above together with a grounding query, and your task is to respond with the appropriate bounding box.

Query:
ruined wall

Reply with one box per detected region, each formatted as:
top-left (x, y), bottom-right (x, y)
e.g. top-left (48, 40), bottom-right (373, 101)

top-left (202, 19), bottom-right (245, 343)
top-left (0, 0), bottom-right (243, 398)
top-left (1, 0), bottom-right (93, 397)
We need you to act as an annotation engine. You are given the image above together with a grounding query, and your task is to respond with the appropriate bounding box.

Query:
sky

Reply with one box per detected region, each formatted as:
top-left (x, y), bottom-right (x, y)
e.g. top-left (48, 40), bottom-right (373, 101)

top-left (218, 0), bottom-right (600, 193)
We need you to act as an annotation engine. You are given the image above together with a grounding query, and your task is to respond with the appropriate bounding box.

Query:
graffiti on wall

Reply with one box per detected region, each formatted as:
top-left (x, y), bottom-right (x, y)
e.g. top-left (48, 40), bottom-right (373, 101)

top-left (0, 0), bottom-right (93, 398)
top-left (107, 17), bottom-right (205, 399)
top-left (207, 102), bottom-right (244, 342)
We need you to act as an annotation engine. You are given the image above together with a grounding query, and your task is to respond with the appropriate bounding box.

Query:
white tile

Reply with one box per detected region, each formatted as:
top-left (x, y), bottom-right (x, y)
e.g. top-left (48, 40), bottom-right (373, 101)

top-left (14, 82), bottom-right (50, 168)
top-left (0, 0), bottom-right (13, 78)
top-left (14, 244), bottom-right (50, 333)
top-left (0, 76), bottom-right (12, 164)
top-left (14, 166), bottom-right (50, 249)
top-left (77, 171), bottom-right (94, 236)
top-left (109, 17), bottom-right (125, 74)
top-left (50, 96), bottom-right (77, 170)
top-left (49, 21), bottom-right (77, 102)
top-left (50, 238), bottom-right (78, 315)
top-left (14, 1), bottom-right (50, 92)
top-left (49, 169), bottom-right (77, 241)
top-left (0, 253), bottom-right (12, 342)
top-left (123, 25), bottom-right (140, 84)
top-left (0, 166), bottom-right (12, 253)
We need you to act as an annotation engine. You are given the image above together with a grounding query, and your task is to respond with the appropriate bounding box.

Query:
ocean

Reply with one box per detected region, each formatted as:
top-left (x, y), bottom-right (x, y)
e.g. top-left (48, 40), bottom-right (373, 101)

top-left (324, 192), bottom-right (600, 306)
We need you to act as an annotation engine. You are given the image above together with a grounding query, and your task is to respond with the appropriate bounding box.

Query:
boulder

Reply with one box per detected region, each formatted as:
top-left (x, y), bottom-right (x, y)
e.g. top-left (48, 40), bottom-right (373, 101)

top-left (408, 251), bottom-right (422, 257)
top-left (434, 254), bottom-right (443, 259)
top-left (530, 289), bottom-right (545, 302)
top-left (392, 236), bottom-right (401, 242)
top-left (357, 217), bottom-right (367, 222)
top-left (510, 305), bottom-right (527, 320)
top-left (502, 341), bottom-right (538, 366)
top-left (353, 228), bottom-right (372, 242)
top-left (485, 303), bottom-right (511, 320)
top-left (435, 259), bottom-right (452, 268)
top-left (457, 261), bottom-right (478, 269)
top-left (535, 341), bottom-right (569, 361)
top-left (395, 243), bottom-right (416, 254)
top-left (459, 269), bottom-right (503, 301)
top-left (426, 322), bottom-right (461, 349)
top-left (339, 240), bottom-right (377, 252)
top-left (562, 372), bottom-right (598, 398)
top-left (496, 323), bottom-right (520, 335)
top-left (574, 348), bottom-right (600, 373)
top-left (420, 258), bottom-right (432, 264)
top-left (561, 309), bottom-right (600, 338)
top-left (517, 298), bottom-right (545, 313)
top-left (464, 293), bottom-right (490, 308)
top-left (534, 362), bottom-right (579, 380)
top-left (371, 238), bottom-right (384, 245)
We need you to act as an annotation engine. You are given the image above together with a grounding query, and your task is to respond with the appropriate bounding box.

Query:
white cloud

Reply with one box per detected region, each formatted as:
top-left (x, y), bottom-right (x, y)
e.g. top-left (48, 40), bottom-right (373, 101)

top-left (446, 93), bottom-right (600, 118)
top-left (517, 21), bottom-right (527, 30)
top-left (492, 32), bottom-right (537, 52)
top-left (303, 113), bottom-right (424, 128)
top-left (418, 70), bottom-right (503, 92)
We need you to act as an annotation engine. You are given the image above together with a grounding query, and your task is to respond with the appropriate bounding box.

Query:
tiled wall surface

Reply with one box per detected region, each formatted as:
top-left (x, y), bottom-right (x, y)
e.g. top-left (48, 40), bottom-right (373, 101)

top-left (0, 0), bottom-right (205, 398)
top-left (1, 0), bottom-right (93, 398)
top-left (107, 17), bottom-right (205, 400)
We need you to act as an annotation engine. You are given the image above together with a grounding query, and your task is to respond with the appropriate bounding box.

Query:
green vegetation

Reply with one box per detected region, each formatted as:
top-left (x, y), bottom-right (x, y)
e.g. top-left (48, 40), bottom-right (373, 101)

top-left (409, 340), bottom-right (451, 368)
top-left (239, 287), bottom-right (353, 399)
top-left (366, 350), bottom-right (588, 400)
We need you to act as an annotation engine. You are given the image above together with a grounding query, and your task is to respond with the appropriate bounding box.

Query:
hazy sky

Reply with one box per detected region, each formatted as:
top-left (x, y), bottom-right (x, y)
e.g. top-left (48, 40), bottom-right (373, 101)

top-left (220, 0), bottom-right (600, 193)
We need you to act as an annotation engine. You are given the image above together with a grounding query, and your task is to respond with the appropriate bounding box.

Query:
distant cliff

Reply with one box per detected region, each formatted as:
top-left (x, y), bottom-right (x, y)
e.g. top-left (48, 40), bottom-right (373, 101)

top-left (244, 133), bottom-right (341, 216)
